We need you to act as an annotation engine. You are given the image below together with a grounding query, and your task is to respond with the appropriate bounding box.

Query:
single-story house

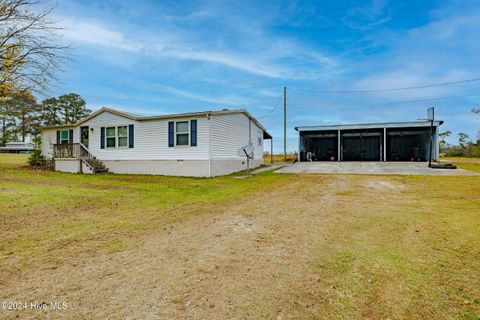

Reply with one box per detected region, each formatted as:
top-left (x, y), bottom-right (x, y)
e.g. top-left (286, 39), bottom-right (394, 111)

top-left (41, 107), bottom-right (272, 177)
top-left (0, 141), bottom-right (35, 154)
top-left (296, 120), bottom-right (443, 162)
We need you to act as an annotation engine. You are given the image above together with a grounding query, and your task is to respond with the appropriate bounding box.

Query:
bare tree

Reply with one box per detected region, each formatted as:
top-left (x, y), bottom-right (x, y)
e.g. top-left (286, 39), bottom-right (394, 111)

top-left (0, 0), bottom-right (67, 95)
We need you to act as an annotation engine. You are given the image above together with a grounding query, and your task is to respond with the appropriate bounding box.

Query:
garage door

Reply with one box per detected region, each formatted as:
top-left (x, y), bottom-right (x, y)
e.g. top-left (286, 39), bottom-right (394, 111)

top-left (342, 136), bottom-right (381, 161)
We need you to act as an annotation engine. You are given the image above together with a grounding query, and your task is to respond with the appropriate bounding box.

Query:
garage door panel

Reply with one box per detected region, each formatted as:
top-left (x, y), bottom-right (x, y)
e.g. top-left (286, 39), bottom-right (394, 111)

top-left (342, 136), bottom-right (380, 161)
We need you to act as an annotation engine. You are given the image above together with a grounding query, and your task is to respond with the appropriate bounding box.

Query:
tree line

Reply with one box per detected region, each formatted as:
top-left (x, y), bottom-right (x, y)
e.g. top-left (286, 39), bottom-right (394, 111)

top-left (439, 108), bottom-right (480, 157)
top-left (1, 0), bottom-right (80, 146)
top-left (0, 92), bottom-right (91, 144)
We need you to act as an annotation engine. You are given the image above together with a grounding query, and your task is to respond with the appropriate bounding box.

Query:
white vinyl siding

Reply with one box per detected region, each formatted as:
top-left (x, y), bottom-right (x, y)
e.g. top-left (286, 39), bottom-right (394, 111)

top-left (79, 111), bottom-right (209, 160)
top-left (210, 113), bottom-right (264, 161)
top-left (41, 127), bottom-right (79, 159)
top-left (41, 129), bottom-right (57, 158)
top-left (41, 110), bottom-right (265, 167)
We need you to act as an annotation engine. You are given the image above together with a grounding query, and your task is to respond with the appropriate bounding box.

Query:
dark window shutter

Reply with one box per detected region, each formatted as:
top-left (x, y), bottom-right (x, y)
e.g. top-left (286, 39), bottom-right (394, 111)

top-left (68, 129), bottom-right (73, 144)
top-left (190, 119), bottom-right (197, 147)
top-left (56, 130), bottom-right (60, 144)
top-left (100, 127), bottom-right (105, 149)
top-left (128, 124), bottom-right (134, 148)
top-left (168, 121), bottom-right (174, 147)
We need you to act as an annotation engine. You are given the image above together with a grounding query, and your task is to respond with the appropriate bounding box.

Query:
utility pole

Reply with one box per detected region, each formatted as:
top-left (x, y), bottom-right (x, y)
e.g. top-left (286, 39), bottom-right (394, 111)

top-left (418, 107), bottom-right (435, 167)
top-left (428, 107), bottom-right (434, 167)
top-left (283, 86), bottom-right (287, 162)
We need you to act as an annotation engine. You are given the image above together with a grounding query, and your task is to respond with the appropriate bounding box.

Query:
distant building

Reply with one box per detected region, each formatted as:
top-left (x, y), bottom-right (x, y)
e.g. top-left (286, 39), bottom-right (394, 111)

top-left (0, 142), bottom-right (35, 154)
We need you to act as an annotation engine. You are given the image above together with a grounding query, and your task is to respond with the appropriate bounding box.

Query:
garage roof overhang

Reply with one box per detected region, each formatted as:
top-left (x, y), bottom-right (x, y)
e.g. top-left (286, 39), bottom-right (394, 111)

top-left (295, 120), bottom-right (443, 132)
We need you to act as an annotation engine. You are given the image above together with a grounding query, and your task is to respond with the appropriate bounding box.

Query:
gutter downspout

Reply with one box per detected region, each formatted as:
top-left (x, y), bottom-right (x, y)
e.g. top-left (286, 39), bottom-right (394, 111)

top-left (248, 118), bottom-right (252, 145)
top-left (208, 114), bottom-right (212, 178)
top-left (271, 137), bottom-right (273, 165)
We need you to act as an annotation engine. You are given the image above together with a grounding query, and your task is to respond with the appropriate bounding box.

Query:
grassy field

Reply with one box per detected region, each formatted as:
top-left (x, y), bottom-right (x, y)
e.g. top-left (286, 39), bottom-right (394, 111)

top-left (263, 153), bottom-right (298, 163)
top-left (0, 154), bottom-right (479, 319)
top-left (441, 156), bottom-right (480, 172)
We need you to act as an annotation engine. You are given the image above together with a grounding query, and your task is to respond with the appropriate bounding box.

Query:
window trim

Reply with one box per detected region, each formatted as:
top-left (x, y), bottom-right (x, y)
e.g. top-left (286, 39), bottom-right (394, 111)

top-left (105, 125), bottom-right (131, 149)
top-left (175, 120), bottom-right (190, 147)
top-left (117, 125), bottom-right (128, 148)
top-left (105, 126), bottom-right (116, 148)
top-left (60, 130), bottom-right (70, 144)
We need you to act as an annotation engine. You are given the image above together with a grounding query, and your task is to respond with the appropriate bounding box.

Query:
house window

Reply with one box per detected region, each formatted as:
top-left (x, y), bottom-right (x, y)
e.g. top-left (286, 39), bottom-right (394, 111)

top-left (106, 127), bottom-right (116, 148)
top-left (257, 131), bottom-right (262, 146)
top-left (60, 130), bottom-right (69, 144)
top-left (176, 121), bottom-right (189, 146)
top-left (105, 126), bottom-right (129, 148)
top-left (117, 126), bottom-right (128, 147)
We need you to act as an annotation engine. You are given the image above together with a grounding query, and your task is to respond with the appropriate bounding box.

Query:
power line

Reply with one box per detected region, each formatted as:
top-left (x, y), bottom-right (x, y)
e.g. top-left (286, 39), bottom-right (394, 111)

top-left (287, 92), bottom-right (480, 109)
top-left (290, 77), bottom-right (480, 94)
top-left (257, 94), bottom-right (283, 119)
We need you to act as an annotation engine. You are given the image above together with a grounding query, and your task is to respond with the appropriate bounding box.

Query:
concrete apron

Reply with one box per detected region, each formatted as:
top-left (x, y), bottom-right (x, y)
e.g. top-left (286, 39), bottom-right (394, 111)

top-left (276, 162), bottom-right (479, 176)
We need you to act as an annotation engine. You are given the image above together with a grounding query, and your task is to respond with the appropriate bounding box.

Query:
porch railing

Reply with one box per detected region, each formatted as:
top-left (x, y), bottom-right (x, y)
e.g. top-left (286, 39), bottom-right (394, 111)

top-left (53, 143), bottom-right (107, 173)
top-left (53, 143), bottom-right (80, 158)
top-left (79, 143), bottom-right (95, 164)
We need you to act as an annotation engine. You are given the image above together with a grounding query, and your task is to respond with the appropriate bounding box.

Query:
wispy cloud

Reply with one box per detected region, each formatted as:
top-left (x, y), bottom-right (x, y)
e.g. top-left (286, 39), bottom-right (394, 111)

top-left (57, 13), bottom-right (340, 80)
top-left (154, 47), bottom-right (289, 78)
top-left (153, 84), bottom-right (251, 107)
top-left (348, 7), bottom-right (480, 100)
top-left (59, 18), bottom-right (142, 51)
top-left (343, 0), bottom-right (392, 30)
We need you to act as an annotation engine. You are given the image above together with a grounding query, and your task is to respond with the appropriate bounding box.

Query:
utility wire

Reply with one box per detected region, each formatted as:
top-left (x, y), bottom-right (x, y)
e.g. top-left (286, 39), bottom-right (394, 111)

top-left (290, 77), bottom-right (480, 93)
top-left (287, 92), bottom-right (480, 109)
top-left (257, 95), bottom-right (283, 119)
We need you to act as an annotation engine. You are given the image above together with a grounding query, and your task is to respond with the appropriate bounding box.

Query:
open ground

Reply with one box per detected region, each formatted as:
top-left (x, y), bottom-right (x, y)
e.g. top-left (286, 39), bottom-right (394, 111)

top-left (0, 154), bottom-right (479, 319)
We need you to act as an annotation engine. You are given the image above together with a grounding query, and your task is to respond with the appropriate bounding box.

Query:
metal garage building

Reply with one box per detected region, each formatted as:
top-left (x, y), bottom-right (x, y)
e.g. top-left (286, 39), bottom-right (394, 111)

top-left (296, 120), bottom-right (443, 162)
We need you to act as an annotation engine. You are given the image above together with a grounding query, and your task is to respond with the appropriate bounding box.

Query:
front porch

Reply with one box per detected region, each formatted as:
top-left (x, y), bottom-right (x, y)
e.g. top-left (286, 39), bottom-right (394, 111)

top-left (53, 143), bottom-right (108, 174)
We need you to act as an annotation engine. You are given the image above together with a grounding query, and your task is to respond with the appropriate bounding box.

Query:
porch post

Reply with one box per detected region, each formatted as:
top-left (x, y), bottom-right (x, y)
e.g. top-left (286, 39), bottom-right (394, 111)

top-left (270, 138), bottom-right (273, 165)
top-left (298, 132), bottom-right (301, 162)
top-left (383, 127), bottom-right (387, 161)
top-left (337, 130), bottom-right (341, 161)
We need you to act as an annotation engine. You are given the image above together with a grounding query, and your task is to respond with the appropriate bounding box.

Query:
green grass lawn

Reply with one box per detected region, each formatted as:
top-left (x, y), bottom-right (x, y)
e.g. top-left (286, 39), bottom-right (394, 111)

top-left (441, 156), bottom-right (480, 172)
top-left (0, 154), bottom-right (288, 257)
top-left (0, 154), bottom-right (479, 319)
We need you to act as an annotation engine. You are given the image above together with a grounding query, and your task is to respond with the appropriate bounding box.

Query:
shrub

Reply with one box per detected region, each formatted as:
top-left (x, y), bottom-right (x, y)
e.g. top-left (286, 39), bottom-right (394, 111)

top-left (444, 148), bottom-right (465, 157)
top-left (444, 144), bottom-right (480, 158)
top-left (28, 149), bottom-right (46, 166)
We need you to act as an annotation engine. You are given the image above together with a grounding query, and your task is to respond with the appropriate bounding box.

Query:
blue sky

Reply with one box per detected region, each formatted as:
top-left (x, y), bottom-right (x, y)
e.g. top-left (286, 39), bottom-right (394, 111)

top-left (49, 0), bottom-right (480, 151)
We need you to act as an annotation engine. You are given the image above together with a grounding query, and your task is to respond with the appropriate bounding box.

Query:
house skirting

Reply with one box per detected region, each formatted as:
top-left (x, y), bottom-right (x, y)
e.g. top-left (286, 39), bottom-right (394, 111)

top-left (55, 158), bottom-right (81, 173)
top-left (103, 159), bottom-right (263, 177)
top-left (53, 159), bottom-right (263, 177)
top-left (210, 159), bottom-right (263, 176)
top-left (103, 160), bottom-right (210, 177)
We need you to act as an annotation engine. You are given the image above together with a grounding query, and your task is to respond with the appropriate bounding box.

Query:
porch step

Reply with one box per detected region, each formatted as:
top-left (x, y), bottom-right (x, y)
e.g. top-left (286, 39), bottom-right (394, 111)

top-left (84, 158), bottom-right (109, 174)
top-left (53, 143), bottom-right (109, 174)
